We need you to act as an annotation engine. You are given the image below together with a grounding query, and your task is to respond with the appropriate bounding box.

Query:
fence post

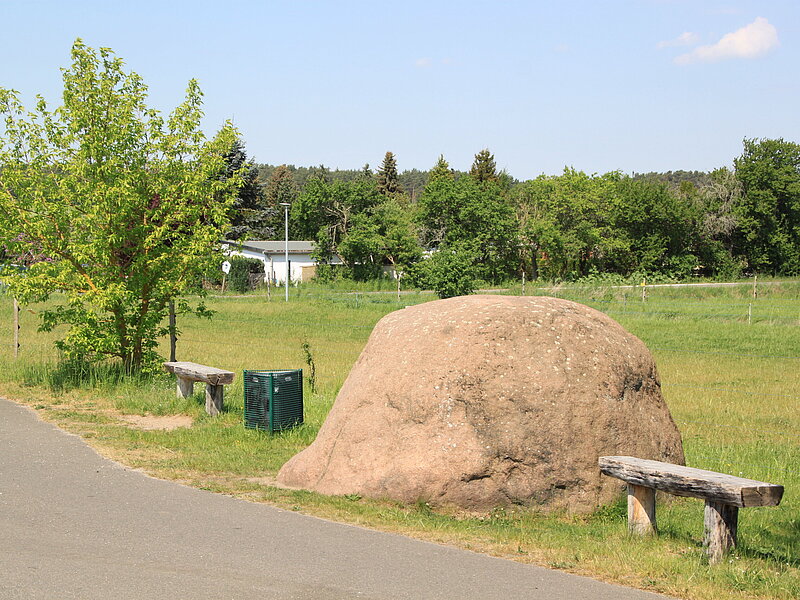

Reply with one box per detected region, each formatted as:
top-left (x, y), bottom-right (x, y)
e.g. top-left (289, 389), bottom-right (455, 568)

top-left (168, 301), bottom-right (177, 362)
top-left (753, 274), bottom-right (758, 299)
top-left (748, 303), bottom-right (752, 325)
top-left (641, 279), bottom-right (647, 302)
top-left (521, 271), bottom-right (526, 296)
top-left (13, 298), bottom-right (19, 358)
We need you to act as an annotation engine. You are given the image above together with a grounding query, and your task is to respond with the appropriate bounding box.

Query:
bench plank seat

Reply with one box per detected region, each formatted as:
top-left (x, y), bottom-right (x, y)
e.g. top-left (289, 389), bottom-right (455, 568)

top-left (163, 361), bottom-right (235, 385)
top-left (600, 456), bottom-right (783, 564)
top-left (163, 361), bottom-right (235, 416)
top-left (599, 456), bottom-right (783, 508)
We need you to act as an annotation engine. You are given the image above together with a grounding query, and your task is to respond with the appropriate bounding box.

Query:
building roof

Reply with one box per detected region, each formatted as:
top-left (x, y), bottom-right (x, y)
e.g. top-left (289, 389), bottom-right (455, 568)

top-left (223, 240), bottom-right (316, 255)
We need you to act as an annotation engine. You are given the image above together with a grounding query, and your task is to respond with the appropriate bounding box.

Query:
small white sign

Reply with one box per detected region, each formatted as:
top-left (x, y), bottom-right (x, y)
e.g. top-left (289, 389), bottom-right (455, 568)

top-left (221, 261), bottom-right (231, 274)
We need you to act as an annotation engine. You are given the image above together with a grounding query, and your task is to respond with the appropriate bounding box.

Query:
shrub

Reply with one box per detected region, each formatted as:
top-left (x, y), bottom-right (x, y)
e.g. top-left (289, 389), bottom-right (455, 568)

top-left (409, 246), bottom-right (479, 299)
top-left (228, 256), bottom-right (264, 292)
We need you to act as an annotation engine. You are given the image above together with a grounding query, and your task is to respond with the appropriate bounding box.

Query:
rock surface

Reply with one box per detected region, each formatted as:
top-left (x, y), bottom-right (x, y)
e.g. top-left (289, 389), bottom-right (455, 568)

top-left (277, 295), bottom-right (684, 512)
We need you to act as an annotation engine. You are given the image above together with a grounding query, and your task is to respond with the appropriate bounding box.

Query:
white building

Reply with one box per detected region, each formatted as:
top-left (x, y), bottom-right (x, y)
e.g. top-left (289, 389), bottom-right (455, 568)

top-left (221, 240), bottom-right (343, 284)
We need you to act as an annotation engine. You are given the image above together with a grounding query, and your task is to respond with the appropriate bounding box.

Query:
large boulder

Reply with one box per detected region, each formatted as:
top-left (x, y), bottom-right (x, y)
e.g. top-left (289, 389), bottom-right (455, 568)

top-left (277, 295), bottom-right (684, 512)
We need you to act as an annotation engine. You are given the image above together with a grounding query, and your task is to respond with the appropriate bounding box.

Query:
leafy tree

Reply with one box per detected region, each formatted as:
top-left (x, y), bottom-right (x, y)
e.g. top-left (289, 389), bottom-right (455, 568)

top-left (411, 245), bottom-right (478, 299)
top-left (376, 151), bottom-right (403, 196)
top-left (0, 40), bottom-right (242, 373)
top-left (225, 140), bottom-right (271, 240)
top-left (633, 170), bottom-right (711, 189)
top-left (470, 148), bottom-right (498, 183)
top-left (514, 170), bottom-right (700, 280)
top-left (510, 169), bottom-right (613, 280)
top-left (339, 197), bottom-right (422, 276)
top-left (512, 177), bottom-right (562, 280)
top-left (418, 173), bottom-right (517, 281)
top-left (371, 198), bottom-right (422, 268)
top-left (609, 176), bottom-right (697, 277)
top-left (733, 138), bottom-right (800, 274)
top-left (691, 167), bottom-right (742, 276)
top-left (336, 212), bottom-right (384, 278)
top-left (292, 177), bottom-right (382, 265)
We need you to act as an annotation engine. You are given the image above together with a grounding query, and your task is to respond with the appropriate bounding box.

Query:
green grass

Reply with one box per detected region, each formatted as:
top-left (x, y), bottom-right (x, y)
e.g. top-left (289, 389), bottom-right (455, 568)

top-left (1, 281), bottom-right (799, 599)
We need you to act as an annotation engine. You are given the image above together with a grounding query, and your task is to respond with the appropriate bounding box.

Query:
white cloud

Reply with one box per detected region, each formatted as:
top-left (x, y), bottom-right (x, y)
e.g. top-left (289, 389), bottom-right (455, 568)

top-left (675, 17), bottom-right (778, 65)
top-left (657, 31), bottom-right (699, 49)
top-left (415, 57), bottom-right (432, 68)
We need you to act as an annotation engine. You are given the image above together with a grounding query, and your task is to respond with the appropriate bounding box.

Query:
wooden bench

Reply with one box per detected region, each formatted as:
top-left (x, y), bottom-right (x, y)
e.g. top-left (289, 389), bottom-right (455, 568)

top-left (599, 456), bottom-right (783, 564)
top-left (163, 361), bottom-right (235, 416)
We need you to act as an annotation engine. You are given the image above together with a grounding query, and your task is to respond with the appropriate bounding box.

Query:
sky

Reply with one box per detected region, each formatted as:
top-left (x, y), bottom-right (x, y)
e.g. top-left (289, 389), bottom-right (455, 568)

top-left (0, 0), bottom-right (798, 180)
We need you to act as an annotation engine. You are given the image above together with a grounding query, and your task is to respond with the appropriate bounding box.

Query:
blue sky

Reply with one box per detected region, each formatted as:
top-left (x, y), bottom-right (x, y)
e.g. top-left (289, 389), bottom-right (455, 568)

top-left (1, 0), bottom-right (797, 179)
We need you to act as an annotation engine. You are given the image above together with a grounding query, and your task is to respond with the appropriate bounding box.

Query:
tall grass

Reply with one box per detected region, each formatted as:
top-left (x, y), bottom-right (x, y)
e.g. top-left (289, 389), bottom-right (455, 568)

top-left (1, 281), bottom-right (799, 599)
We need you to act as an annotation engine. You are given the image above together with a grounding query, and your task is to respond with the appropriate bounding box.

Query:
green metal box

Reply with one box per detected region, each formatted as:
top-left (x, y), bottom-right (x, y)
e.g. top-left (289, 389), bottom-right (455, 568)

top-left (243, 369), bottom-right (304, 432)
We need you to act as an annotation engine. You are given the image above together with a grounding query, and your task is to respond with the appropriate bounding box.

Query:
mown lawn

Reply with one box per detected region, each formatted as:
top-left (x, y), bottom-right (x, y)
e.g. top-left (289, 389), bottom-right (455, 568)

top-left (1, 280), bottom-right (798, 600)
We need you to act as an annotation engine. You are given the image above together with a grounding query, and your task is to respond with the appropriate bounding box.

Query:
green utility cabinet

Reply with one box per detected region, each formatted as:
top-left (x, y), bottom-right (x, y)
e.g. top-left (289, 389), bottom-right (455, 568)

top-left (243, 369), bottom-right (304, 432)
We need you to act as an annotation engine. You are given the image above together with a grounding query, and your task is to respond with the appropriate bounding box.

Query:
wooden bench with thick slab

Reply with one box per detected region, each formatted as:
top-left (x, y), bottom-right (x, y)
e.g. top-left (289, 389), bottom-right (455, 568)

top-left (163, 361), bottom-right (235, 416)
top-left (599, 456), bottom-right (784, 564)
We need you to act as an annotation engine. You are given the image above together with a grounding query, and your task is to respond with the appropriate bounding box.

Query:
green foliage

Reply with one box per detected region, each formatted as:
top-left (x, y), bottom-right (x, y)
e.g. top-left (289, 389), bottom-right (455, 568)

top-left (514, 169), bottom-right (706, 281)
top-left (252, 137), bottom-right (800, 283)
top-left (398, 167), bottom-right (428, 201)
top-left (293, 177), bottom-right (382, 255)
top-left (224, 140), bottom-right (271, 240)
top-left (6, 285), bottom-right (800, 600)
top-left (376, 151), bottom-right (403, 196)
top-left (339, 197), bottom-right (422, 272)
top-left (0, 40), bottom-right (242, 373)
top-left (609, 177), bottom-right (698, 278)
top-left (428, 154), bottom-right (454, 183)
top-left (227, 256), bottom-right (264, 293)
top-left (418, 172), bottom-right (518, 282)
top-left (293, 176), bottom-right (421, 280)
top-left (470, 148), bottom-right (498, 183)
top-left (734, 138), bottom-right (800, 275)
top-left (301, 339), bottom-right (316, 393)
top-left (261, 164), bottom-right (297, 239)
top-left (410, 245), bottom-right (479, 298)
top-left (513, 169), bottom-right (615, 280)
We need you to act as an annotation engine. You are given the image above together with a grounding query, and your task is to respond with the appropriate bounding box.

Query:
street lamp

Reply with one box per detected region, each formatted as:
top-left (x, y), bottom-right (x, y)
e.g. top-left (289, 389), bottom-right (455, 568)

top-left (280, 202), bottom-right (290, 302)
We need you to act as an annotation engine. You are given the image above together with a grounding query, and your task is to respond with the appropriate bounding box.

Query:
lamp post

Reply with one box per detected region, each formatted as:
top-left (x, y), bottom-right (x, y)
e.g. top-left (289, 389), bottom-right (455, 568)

top-left (280, 202), bottom-right (290, 301)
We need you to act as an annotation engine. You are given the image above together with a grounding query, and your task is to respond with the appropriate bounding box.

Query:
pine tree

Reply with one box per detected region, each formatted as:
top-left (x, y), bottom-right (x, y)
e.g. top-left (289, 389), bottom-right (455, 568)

top-left (470, 148), bottom-right (498, 183)
top-left (261, 165), bottom-right (298, 239)
top-left (428, 154), bottom-right (454, 183)
top-left (264, 164), bottom-right (298, 207)
top-left (224, 140), bottom-right (270, 240)
top-left (376, 151), bottom-right (403, 195)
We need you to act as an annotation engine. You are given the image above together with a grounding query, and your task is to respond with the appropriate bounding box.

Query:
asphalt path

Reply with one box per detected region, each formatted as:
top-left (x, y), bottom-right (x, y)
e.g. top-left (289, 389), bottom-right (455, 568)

top-left (0, 398), bottom-right (672, 600)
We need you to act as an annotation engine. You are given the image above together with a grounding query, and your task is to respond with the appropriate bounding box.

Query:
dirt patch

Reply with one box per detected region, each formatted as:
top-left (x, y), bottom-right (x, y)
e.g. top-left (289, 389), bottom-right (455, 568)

top-left (246, 476), bottom-right (278, 486)
top-left (118, 414), bottom-right (193, 431)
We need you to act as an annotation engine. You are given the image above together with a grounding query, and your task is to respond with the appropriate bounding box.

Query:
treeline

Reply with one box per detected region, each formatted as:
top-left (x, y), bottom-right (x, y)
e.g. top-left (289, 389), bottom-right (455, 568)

top-left (226, 138), bottom-right (800, 284)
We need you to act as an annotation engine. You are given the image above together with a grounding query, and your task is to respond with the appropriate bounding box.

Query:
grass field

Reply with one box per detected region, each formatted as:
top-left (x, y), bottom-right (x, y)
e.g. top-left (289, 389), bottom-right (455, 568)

top-left (1, 280), bottom-right (799, 599)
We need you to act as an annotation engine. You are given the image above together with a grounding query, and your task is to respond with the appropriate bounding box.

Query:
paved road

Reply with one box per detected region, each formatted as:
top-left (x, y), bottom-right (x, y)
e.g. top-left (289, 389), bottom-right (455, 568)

top-left (0, 398), bottom-right (671, 600)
